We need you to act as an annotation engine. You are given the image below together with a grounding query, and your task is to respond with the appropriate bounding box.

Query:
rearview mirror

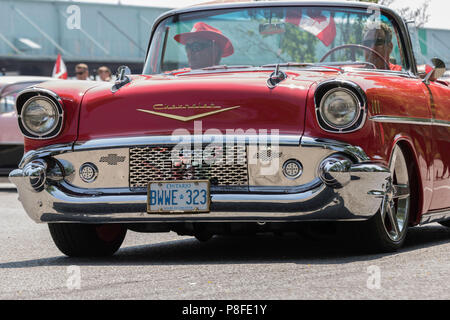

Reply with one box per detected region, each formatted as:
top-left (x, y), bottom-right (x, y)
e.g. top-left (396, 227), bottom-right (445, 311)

top-left (259, 23), bottom-right (285, 35)
top-left (423, 58), bottom-right (446, 84)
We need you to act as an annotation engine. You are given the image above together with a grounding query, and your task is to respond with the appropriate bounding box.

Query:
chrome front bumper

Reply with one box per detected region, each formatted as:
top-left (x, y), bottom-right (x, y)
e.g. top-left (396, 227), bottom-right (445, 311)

top-left (9, 136), bottom-right (390, 223)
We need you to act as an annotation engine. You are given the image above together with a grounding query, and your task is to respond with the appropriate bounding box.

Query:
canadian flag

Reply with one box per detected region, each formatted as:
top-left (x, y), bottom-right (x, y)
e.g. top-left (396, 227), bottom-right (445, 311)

top-left (52, 53), bottom-right (68, 79)
top-left (286, 9), bottom-right (336, 47)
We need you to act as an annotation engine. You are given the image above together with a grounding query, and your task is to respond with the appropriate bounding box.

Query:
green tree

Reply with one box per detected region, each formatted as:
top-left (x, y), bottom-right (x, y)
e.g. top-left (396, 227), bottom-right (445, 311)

top-left (350, 0), bottom-right (430, 27)
top-left (280, 23), bottom-right (318, 63)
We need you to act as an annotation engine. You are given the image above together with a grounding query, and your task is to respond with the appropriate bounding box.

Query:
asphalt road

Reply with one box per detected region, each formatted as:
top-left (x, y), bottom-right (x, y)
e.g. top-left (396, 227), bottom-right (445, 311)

top-left (0, 181), bottom-right (449, 300)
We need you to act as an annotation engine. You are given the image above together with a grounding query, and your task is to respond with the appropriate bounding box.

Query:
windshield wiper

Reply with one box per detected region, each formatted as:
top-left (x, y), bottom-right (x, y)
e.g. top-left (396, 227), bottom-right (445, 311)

top-left (200, 65), bottom-right (254, 71)
top-left (164, 65), bottom-right (254, 76)
top-left (261, 62), bottom-right (314, 68)
top-left (263, 62), bottom-right (344, 73)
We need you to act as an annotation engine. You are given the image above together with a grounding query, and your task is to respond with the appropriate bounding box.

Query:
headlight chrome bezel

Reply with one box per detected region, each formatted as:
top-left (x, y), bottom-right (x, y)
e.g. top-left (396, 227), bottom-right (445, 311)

top-left (16, 88), bottom-right (64, 139)
top-left (314, 80), bottom-right (367, 133)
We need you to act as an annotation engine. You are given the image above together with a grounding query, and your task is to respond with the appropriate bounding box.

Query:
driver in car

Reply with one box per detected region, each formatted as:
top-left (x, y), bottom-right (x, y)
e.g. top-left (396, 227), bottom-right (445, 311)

top-left (362, 22), bottom-right (402, 71)
top-left (174, 22), bottom-right (234, 70)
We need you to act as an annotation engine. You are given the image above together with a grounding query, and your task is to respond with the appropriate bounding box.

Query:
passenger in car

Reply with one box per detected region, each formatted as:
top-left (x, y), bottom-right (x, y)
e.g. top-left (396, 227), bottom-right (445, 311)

top-left (174, 22), bottom-right (234, 69)
top-left (362, 22), bottom-right (402, 71)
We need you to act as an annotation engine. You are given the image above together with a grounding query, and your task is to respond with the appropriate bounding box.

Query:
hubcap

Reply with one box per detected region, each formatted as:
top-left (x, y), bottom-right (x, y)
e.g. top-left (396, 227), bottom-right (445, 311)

top-left (381, 146), bottom-right (410, 242)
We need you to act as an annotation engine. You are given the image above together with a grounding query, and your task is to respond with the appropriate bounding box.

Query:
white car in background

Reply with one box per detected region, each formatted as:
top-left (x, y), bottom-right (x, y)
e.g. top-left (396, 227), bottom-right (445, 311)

top-left (0, 76), bottom-right (54, 175)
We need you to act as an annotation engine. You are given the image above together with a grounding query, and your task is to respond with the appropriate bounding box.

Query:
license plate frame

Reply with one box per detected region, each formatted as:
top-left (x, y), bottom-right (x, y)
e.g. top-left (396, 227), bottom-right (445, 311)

top-left (147, 180), bottom-right (210, 214)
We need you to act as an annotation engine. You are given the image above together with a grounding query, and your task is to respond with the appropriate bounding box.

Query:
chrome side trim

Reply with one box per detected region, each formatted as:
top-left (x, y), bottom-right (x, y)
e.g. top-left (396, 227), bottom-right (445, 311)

top-left (300, 136), bottom-right (370, 162)
top-left (19, 143), bottom-right (73, 168)
top-left (370, 116), bottom-right (450, 127)
top-left (420, 209), bottom-right (450, 225)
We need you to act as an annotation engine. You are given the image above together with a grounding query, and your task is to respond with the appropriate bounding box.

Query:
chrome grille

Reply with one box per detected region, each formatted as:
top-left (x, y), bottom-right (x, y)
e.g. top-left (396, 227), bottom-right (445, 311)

top-left (129, 145), bottom-right (248, 188)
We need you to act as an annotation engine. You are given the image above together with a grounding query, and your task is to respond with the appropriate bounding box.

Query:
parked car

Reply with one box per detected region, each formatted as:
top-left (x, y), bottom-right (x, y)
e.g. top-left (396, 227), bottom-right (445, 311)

top-left (9, 1), bottom-right (450, 257)
top-left (0, 76), bottom-right (54, 175)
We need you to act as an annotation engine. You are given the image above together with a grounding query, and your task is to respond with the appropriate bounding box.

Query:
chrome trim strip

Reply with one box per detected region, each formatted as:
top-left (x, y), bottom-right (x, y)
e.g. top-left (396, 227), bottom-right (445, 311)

top-left (19, 143), bottom-right (73, 168)
top-left (370, 116), bottom-right (450, 127)
top-left (74, 134), bottom-right (301, 151)
top-left (420, 209), bottom-right (450, 225)
top-left (19, 135), bottom-right (370, 170)
top-left (300, 136), bottom-right (370, 162)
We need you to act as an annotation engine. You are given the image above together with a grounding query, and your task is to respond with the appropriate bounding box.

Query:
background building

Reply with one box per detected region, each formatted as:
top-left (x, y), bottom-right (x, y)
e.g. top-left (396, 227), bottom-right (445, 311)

top-left (0, 0), bottom-right (170, 77)
top-left (0, 0), bottom-right (448, 77)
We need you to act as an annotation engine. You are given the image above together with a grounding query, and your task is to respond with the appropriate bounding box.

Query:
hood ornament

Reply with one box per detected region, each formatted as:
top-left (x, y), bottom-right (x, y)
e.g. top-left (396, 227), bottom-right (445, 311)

top-left (266, 64), bottom-right (287, 89)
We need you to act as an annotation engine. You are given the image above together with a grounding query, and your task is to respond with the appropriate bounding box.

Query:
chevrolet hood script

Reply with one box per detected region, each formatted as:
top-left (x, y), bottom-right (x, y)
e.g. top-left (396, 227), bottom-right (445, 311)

top-left (137, 104), bottom-right (240, 122)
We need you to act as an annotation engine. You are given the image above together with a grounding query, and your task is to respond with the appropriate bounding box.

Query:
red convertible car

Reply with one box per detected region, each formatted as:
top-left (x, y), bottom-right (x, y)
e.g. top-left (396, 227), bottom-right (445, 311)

top-left (0, 76), bottom-right (54, 175)
top-left (9, 1), bottom-right (450, 257)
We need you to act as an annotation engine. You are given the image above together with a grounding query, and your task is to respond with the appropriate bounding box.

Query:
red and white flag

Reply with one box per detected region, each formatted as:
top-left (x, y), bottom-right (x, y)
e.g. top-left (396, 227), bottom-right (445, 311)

top-left (286, 9), bottom-right (336, 47)
top-left (52, 53), bottom-right (68, 79)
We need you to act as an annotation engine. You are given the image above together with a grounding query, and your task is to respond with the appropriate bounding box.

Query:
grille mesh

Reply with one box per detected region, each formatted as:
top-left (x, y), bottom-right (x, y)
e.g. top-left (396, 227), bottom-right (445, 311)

top-left (129, 145), bottom-right (248, 188)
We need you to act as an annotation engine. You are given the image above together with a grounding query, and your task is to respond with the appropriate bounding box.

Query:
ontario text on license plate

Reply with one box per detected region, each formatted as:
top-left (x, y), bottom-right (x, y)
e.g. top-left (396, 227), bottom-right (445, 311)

top-left (147, 180), bottom-right (210, 213)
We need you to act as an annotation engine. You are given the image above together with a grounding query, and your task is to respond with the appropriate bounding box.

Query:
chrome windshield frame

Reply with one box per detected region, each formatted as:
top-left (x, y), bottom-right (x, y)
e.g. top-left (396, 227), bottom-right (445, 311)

top-left (143, 1), bottom-right (416, 76)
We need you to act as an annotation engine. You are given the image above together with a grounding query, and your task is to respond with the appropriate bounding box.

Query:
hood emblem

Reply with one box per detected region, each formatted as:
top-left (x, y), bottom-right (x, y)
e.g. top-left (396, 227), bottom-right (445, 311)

top-left (137, 105), bottom-right (240, 122)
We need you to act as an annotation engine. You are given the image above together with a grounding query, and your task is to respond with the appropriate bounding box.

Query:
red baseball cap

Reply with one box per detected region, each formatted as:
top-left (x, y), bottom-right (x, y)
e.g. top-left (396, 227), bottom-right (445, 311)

top-left (174, 22), bottom-right (234, 58)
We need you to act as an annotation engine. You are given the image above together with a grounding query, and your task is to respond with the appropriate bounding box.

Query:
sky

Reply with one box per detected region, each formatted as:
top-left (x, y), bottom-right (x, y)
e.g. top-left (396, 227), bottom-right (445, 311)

top-left (70, 0), bottom-right (449, 30)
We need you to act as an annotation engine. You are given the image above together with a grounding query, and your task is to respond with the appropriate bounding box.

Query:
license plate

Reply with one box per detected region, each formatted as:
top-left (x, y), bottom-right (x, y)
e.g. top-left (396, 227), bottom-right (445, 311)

top-left (147, 180), bottom-right (210, 213)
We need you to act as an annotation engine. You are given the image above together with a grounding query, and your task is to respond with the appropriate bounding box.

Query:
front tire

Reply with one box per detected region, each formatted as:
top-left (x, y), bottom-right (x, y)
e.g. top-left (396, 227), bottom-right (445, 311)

top-left (48, 223), bottom-right (127, 257)
top-left (363, 145), bottom-right (412, 252)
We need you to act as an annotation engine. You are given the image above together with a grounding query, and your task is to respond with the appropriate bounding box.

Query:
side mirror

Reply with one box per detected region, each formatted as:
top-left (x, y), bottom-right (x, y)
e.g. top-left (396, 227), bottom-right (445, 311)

top-left (115, 65), bottom-right (131, 81)
top-left (423, 58), bottom-right (446, 84)
top-left (111, 66), bottom-right (131, 93)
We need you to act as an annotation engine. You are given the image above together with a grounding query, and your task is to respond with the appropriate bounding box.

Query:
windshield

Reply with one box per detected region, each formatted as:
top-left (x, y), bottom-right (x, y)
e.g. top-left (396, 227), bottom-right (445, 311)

top-left (143, 5), bottom-right (407, 74)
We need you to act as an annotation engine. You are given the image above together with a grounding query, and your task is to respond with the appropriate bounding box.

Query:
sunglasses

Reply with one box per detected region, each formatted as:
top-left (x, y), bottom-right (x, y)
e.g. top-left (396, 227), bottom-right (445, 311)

top-left (185, 41), bottom-right (213, 52)
top-left (76, 71), bottom-right (86, 75)
top-left (362, 38), bottom-right (387, 47)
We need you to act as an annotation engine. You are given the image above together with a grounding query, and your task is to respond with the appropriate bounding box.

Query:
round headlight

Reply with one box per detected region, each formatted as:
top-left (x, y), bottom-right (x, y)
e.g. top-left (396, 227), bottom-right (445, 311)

top-left (319, 88), bottom-right (360, 129)
top-left (21, 96), bottom-right (59, 136)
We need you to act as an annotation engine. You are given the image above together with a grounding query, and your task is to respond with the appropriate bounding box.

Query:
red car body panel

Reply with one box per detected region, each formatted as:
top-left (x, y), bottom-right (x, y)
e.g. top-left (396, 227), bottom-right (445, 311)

top-left (428, 81), bottom-right (450, 210)
top-left (76, 71), bottom-right (329, 141)
top-left (23, 80), bottom-right (100, 152)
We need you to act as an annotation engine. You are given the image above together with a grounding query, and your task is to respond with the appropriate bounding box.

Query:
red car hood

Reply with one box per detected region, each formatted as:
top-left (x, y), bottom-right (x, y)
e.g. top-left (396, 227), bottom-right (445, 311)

top-left (77, 70), bottom-right (331, 142)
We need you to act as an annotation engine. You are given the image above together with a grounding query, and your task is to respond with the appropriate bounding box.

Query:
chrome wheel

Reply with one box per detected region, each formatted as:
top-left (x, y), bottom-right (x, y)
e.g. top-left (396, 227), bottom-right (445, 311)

top-left (380, 145), bottom-right (411, 242)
